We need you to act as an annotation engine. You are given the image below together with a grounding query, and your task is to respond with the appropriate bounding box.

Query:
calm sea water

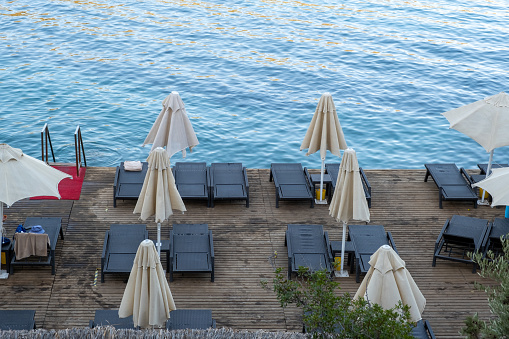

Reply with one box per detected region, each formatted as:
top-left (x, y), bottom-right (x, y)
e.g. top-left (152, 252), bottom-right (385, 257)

top-left (1, 0), bottom-right (508, 169)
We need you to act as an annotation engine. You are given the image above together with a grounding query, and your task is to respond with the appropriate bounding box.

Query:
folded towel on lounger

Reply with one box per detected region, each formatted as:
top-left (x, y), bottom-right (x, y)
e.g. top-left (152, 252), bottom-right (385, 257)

top-left (124, 161), bottom-right (143, 171)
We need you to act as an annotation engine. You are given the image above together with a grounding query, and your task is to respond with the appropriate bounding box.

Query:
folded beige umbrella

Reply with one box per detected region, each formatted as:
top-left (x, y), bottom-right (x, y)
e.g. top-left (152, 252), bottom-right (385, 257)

top-left (0, 143), bottom-right (71, 279)
top-left (442, 92), bottom-right (509, 203)
top-left (143, 91), bottom-right (199, 159)
top-left (329, 148), bottom-right (369, 277)
top-left (301, 93), bottom-right (348, 204)
top-left (119, 239), bottom-right (176, 328)
top-left (473, 167), bottom-right (509, 207)
top-left (134, 147), bottom-right (186, 257)
top-left (354, 245), bottom-right (425, 323)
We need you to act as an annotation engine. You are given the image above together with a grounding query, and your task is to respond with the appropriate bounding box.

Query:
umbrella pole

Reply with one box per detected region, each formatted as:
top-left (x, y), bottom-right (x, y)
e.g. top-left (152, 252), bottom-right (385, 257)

top-left (336, 222), bottom-right (349, 277)
top-left (316, 159), bottom-right (327, 205)
top-left (479, 150), bottom-right (494, 205)
top-left (157, 222), bottom-right (161, 258)
top-left (0, 203), bottom-right (8, 279)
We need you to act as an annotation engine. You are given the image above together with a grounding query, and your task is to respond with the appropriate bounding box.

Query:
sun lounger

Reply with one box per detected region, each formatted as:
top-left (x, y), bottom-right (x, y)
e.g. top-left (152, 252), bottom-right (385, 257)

top-left (424, 163), bottom-right (478, 209)
top-left (432, 215), bottom-right (491, 273)
top-left (325, 163), bottom-right (372, 207)
top-left (166, 309), bottom-right (216, 330)
top-left (285, 224), bottom-right (333, 279)
top-left (483, 217), bottom-right (509, 259)
top-left (348, 224), bottom-right (398, 283)
top-left (0, 310), bottom-right (36, 330)
top-left (113, 161), bottom-right (148, 207)
top-left (169, 224), bottom-right (214, 282)
top-left (172, 162), bottom-right (210, 207)
top-left (209, 163), bottom-right (249, 207)
top-left (89, 309), bottom-right (136, 329)
top-left (101, 224), bottom-right (148, 282)
top-left (270, 163), bottom-right (314, 208)
top-left (477, 163), bottom-right (509, 175)
top-left (10, 217), bottom-right (63, 275)
top-left (412, 319), bottom-right (436, 339)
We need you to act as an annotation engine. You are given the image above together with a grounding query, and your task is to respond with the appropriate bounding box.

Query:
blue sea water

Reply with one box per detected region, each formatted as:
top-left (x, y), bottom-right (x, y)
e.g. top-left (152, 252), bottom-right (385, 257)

top-left (1, 0), bottom-right (508, 169)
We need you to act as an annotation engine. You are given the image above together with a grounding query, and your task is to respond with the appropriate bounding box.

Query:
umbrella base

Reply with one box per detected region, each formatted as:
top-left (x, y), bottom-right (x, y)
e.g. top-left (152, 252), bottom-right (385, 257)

top-left (314, 199), bottom-right (328, 205)
top-left (335, 269), bottom-right (349, 278)
top-left (0, 270), bottom-right (8, 279)
top-left (477, 199), bottom-right (490, 206)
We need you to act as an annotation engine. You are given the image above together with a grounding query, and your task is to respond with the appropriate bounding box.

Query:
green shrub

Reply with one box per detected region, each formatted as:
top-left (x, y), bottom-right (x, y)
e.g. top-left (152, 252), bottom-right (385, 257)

top-left (461, 236), bottom-right (509, 339)
top-left (261, 267), bottom-right (414, 338)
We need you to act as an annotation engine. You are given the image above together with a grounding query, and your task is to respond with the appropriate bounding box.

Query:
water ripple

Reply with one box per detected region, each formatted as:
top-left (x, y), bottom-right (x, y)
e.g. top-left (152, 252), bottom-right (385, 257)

top-left (1, 0), bottom-right (508, 169)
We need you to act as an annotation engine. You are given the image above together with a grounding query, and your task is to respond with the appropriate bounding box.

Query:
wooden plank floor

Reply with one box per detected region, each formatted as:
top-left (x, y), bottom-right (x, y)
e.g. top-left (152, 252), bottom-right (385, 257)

top-left (0, 167), bottom-right (501, 338)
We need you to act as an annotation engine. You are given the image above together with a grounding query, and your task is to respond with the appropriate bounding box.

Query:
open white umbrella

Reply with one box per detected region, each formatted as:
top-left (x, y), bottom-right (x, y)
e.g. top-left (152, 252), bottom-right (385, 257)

top-left (329, 148), bottom-right (369, 277)
top-left (472, 167), bottom-right (509, 207)
top-left (301, 93), bottom-right (348, 204)
top-left (143, 91), bottom-right (199, 159)
top-left (119, 239), bottom-right (176, 328)
top-left (0, 143), bottom-right (71, 279)
top-left (354, 245), bottom-right (426, 323)
top-left (442, 92), bottom-right (509, 203)
top-left (134, 147), bottom-right (186, 257)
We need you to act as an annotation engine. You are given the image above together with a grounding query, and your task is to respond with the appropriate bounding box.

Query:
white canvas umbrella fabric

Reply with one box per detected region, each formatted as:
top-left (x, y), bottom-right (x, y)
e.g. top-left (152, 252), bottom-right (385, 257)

top-left (0, 143), bottom-right (71, 278)
top-left (119, 239), bottom-right (176, 328)
top-left (134, 147), bottom-right (186, 257)
top-left (354, 245), bottom-right (426, 323)
top-left (442, 92), bottom-right (509, 201)
top-left (473, 167), bottom-right (509, 207)
top-left (329, 148), bottom-right (370, 277)
top-left (300, 93), bottom-right (348, 202)
top-left (143, 91), bottom-right (199, 159)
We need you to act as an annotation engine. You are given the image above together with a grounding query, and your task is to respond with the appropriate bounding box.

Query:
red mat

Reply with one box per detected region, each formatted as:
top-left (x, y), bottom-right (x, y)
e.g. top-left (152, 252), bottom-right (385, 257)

top-left (30, 166), bottom-right (86, 201)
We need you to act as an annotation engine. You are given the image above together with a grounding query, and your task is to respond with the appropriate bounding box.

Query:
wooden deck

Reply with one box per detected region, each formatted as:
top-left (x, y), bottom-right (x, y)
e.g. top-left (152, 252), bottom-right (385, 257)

top-left (0, 167), bottom-right (501, 338)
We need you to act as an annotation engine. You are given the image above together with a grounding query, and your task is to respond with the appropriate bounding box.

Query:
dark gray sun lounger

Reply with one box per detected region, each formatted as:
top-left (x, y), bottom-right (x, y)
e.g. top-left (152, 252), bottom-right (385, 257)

top-left (0, 310), bottom-right (36, 330)
top-left (483, 217), bottom-right (509, 259)
top-left (348, 224), bottom-right (398, 283)
top-left (285, 224), bottom-right (333, 279)
top-left (101, 224), bottom-right (148, 282)
top-left (169, 224), bottom-right (214, 282)
top-left (113, 161), bottom-right (148, 207)
top-left (166, 309), bottom-right (216, 330)
top-left (270, 163), bottom-right (314, 208)
top-left (89, 309), bottom-right (136, 329)
top-left (412, 319), bottom-right (436, 339)
top-left (477, 163), bottom-right (509, 175)
top-left (10, 217), bottom-right (63, 275)
top-left (424, 163), bottom-right (478, 209)
top-left (209, 163), bottom-right (249, 207)
top-left (432, 215), bottom-right (491, 273)
top-left (325, 163), bottom-right (372, 207)
top-left (173, 162), bottom-right (210, 207)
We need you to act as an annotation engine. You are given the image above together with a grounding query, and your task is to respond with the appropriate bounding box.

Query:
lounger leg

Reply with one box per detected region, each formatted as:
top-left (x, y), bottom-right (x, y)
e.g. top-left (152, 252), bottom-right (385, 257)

top-left (439, 188), bottom-right (443, 209)
top-left (424, 169), bottom-right (430, 182)
top-left (356, 261), bottom-right (360, 283)
top-left (276, 193), bottom-right (279, 208)
top-left (50, 250), bottom-right (55, 275)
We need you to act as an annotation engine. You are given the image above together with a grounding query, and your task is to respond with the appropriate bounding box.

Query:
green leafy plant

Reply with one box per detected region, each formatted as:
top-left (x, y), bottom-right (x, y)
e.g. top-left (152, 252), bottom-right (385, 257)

top-left (261, 267), bottom-right (414, 338)
top-left (461, 236), bottom-right (509, 339)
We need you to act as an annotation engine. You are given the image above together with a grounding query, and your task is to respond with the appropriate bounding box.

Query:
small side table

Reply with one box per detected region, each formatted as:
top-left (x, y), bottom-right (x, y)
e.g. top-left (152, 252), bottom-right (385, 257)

top-left (310, 173), bottom-right (332, 204)
top-left (330, 240), bottom-right (355, 271)
top-left (1, 241), bottom-right (13, 274)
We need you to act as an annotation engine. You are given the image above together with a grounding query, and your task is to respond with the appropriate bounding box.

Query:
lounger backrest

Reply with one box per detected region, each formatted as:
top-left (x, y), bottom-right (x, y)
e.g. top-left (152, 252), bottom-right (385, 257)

top-left (211, 163), bottom-right (245, 185)
top-left (287, 224), bottom-right (326, 253)
top-left (174, 162), bottom-right (207, 185)
top-left (173, 224), bottom-right (209, 235)
top-left (118, 162), bottom-right (148, 183)
top-left (108, 224), bottom-right (147, 253)
top-left (446, 215), bottom-right (489, 250)
top-left (427, 164), bottom-right (465, 186)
